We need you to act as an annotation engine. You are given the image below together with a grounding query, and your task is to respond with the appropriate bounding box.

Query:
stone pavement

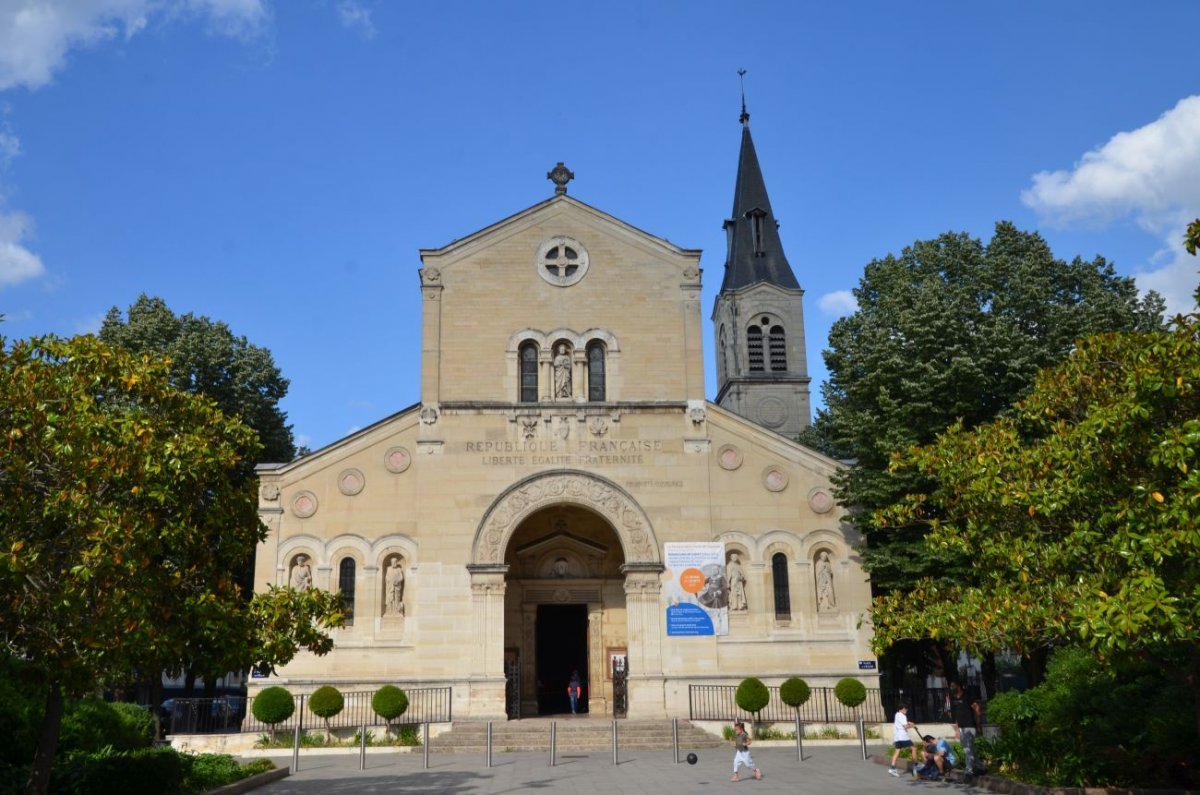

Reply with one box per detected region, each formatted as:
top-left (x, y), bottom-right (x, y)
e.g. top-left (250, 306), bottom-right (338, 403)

top-left (248, 745), bottom-right (987, 794)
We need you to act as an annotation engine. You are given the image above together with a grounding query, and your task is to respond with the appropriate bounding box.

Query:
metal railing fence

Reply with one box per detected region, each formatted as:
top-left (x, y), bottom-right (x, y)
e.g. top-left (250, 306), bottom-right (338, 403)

top-left (688, 685), bottom-right (957, 725)
top-left (164, 686), bottom-right (452, 735)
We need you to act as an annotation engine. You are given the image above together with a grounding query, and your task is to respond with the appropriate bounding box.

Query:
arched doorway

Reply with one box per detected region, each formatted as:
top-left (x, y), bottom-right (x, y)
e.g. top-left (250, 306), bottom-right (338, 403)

top-left (504, 504), bottom-right (625, 716)
top-left (468, 470), bottom-right (665, 719)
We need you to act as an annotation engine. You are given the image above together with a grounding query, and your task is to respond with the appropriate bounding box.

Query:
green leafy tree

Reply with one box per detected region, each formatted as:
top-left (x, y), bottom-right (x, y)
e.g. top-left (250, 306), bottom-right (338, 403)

top-left (815, 222), bottom-right (1163, 597)
top-left (779, 677), bottom-right (811, 712)
top-left (99, 295), bottom-right (295, 466)
top-left (0, 335), bottom-right (341, 795)
top-left (833, 678), bottom-right (867, 718)
top-left (1185, 218), bottom-right (1200, 256)
top-left (869, 312), bottom-right (1200, 742)
top-left (99, 295), bottom-right (299, 698)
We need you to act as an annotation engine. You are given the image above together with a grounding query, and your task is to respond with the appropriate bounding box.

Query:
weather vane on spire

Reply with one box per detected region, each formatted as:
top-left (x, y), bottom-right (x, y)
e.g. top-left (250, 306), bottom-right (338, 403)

top-left (738, 68), bottom-right (749, 125)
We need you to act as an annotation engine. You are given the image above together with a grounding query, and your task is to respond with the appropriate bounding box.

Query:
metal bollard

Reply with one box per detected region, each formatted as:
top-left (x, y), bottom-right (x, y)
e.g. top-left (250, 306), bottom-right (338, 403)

top-left (423, 722), bottom-right (430, 769)
top-left (612, 719), bottom-right (619, 765)
top-left (291, 725), bottom-right (300, 773)
top-left (487, 721), bottom-right (493, 768)
top-left (797, 715), bottom-right (804, 762)
top-left (550, 721), bottom-right (557, 767)
top-left (359, 723), bottom-right (367, 770)
top-left (672, 718), bottom-right (679, 763)
top-left (859, 717), bottom-right (868, 760)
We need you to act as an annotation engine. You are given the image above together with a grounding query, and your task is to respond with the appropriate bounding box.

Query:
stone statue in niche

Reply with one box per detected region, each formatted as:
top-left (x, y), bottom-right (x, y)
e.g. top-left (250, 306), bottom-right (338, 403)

top-left (816, 550), bottom-right (837, 612)
top-left (726, 552), bottom-right (748, 612)
top-left (553, 344), bottom-right (572, 399)
top-left (384, 556), bottom-right (406, 616)
top-left (552, 557), bottom-right (570, 578)
top-left (289, 554), bottom-right (312, 590)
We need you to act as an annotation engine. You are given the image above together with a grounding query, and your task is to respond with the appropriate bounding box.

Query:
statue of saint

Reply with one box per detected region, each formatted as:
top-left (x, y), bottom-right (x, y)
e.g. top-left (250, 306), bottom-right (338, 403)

top-left (553, 344), bottom-right (572, 399)
top-left (816, 551), bottom-right (836, 612)
top-left (385, 557), bottom-right (405, 616)
top-left (552, 557), bottom-right (569, 578)
top-left (726, 552), bottom-right (748, 612)
top-left (290, 555), bottom-right (312, 590)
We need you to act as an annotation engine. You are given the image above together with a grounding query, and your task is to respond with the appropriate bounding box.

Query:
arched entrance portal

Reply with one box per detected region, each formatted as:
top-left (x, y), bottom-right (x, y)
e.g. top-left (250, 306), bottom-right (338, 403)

top-left (467, 471), bottom-right (665, 719)
top-left (504, 504), bottom-right (625, 716)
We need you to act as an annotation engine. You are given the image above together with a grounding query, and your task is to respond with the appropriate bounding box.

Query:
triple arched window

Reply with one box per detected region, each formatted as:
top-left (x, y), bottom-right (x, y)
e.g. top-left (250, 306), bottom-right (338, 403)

top-left (516, 339), bottom-right (607, 402)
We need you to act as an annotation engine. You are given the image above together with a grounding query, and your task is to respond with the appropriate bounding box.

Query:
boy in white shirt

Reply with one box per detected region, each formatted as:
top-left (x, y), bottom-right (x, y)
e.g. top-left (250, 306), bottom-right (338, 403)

top-left (888, 704), bottom-right (916, 776)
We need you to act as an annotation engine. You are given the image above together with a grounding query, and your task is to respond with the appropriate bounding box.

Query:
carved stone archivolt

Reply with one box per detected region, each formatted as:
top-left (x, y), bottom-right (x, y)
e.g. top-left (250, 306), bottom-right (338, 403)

top-left (473, 471), bottom-right (659, 566)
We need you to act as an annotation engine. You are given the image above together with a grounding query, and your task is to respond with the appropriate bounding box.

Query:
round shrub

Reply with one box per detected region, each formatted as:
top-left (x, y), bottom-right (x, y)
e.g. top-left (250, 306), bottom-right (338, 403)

top-left (372, 686), bottom-right (409, 725)
top-left (251, 687), bottom-right (295, 726)
top-left (834, 678), bottom-right (867, 709)
top-left (780, 677), bottom-right (811, 709)
top-left (308, 686), bottom-right (344, 726)
top-left (735, 677), bottom-right (770, 716)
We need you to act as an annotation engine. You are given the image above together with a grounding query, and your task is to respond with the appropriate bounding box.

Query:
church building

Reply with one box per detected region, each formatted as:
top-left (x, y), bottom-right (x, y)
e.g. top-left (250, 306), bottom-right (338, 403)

top-left (251, 114), bottom-right (876, 719)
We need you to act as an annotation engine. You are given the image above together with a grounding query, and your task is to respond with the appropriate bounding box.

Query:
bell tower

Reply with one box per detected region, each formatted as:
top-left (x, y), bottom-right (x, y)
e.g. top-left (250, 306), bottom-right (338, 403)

top-left (712, 102), bottom-right (811, 439)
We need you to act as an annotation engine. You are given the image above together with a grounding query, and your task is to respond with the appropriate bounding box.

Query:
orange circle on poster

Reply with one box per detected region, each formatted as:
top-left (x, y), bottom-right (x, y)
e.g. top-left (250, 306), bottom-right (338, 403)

top-left (679, 567), bottom-right (706, 594)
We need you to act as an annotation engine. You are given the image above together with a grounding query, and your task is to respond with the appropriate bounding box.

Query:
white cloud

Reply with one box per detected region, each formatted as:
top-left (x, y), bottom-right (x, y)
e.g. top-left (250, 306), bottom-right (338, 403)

top-left (1021, 95), bottom-right (1200, 316)
top-left (0, 210), bottom-right (44, 288)
top-left (336, 0), bottom-right (374, 39)
top-left (0, 0), bottom-right (270, 91)
top-left (817, 289), bottom-right (857, 317)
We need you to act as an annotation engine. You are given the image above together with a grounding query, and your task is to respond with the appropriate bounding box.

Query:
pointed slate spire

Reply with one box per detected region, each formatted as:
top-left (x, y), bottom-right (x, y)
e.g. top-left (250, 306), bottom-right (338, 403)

top-left (720, 116), bottom-right (800, 291)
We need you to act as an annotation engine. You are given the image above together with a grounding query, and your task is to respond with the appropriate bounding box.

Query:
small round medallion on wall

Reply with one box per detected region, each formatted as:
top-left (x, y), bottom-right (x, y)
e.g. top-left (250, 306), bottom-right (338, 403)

top-left (717, 444), bottom-right (744, 471)
top-left (291, 490), bottom-right (318, 518)
top-left (385, 446), bottom-right (412, 474)
top-left (338, 468), bottom-right (365, 496)
top-left (536, 236), bottom-right (590, 287)
top-left (808, 488), bottom-right (834, 514)
top-left (757, 396), bottom-right (789, 429)
top-left (762, 466), bottom-right (789, 493)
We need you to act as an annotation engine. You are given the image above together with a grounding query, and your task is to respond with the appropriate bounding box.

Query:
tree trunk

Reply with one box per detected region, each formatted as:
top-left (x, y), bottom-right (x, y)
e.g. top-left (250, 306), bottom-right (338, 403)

top-left (151, 677), bottom-right (165, 741)
top-left (183, 668), bottom-right (197, 699)
top-left (202, 673), bottom-right (217, 700)
top-left (24, 683), bottom-right (65, 795)
top-left (981, 651), bottom-right (997, 700)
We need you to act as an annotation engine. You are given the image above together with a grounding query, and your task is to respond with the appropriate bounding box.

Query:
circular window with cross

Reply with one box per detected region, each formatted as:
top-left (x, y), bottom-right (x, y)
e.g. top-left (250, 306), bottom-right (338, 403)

top-left (537, 236), bottom-right (590, 287)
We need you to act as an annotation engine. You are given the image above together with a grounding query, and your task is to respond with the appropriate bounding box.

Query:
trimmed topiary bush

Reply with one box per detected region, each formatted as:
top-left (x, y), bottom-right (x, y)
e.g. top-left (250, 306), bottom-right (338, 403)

top-left (308, 686), bottom-right (344, 729)
top-left (780, 677), bottom-right (811, 710)
top-left (834, 678), bottom-right (867, 710)
top-left (735, 677), bottom-right (770, 736)
top-left (251, 686), bottom-right (295, 729)
top-left (371, 686), bottom-right (409, 737)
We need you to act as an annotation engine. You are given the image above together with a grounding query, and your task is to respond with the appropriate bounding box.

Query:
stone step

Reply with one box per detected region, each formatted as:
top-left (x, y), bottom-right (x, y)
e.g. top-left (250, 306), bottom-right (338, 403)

top-left (430, 719), bottom-right (725, 753)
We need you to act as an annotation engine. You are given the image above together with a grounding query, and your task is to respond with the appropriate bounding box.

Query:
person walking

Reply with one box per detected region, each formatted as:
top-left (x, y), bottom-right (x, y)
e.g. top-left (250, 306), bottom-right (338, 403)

top-left (567, 671), bottom-right (582, 714)
top-left (730, 721), bottom-right (762, 782)
top-left (888, 703), bottom-right (916, 776)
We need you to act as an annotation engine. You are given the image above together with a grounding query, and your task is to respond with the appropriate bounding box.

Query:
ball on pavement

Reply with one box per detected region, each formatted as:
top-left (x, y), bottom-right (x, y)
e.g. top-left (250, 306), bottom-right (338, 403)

top-left (686, 752), bottom-right (698, 765)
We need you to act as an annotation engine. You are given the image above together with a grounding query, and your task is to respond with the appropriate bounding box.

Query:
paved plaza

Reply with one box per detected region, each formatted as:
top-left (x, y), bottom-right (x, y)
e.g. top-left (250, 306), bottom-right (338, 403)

top-left (251, 745), bottom-right (985, 794)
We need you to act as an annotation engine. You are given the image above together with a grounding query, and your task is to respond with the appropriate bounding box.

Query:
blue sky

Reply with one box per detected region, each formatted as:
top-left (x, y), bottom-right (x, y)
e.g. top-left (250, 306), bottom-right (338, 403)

top-left (1, 1), bottom-right (1198, 452)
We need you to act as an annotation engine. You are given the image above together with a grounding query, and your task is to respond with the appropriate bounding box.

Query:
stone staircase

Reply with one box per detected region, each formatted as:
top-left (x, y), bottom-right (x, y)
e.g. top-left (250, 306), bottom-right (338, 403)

top-left (430, 718), bottom-right (725, 754)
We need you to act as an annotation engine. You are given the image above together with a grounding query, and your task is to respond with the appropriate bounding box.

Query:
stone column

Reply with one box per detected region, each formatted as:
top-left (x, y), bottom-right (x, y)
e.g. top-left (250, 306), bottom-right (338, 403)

top-left (522, 604), bottom-right (538, 715)
top-left (622, 563), bottom-right (666, 718)
top-left (573, 351), bottom-right (586, 402)
top-left (587, 605), bottom-right (606, 714)
top-left (466, 564), bottom-right (508, 718)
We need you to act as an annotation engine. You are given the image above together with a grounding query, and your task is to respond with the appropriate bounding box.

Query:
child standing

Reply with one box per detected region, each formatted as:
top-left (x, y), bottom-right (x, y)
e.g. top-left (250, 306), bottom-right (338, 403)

top-left (730, 721), bottom-right (762, 782)
top-left (888, 703), bottom-right (916, 776)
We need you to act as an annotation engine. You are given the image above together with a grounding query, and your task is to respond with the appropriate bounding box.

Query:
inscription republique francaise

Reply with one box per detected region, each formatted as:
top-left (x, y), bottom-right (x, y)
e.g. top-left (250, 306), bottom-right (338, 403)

top-left (464, 439), bottom-right (667, 466)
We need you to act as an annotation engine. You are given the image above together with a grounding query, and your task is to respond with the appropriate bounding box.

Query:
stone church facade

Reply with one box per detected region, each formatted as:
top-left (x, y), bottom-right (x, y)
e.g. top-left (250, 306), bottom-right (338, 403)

top-left (251, 120), bottom-right (875, 719)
